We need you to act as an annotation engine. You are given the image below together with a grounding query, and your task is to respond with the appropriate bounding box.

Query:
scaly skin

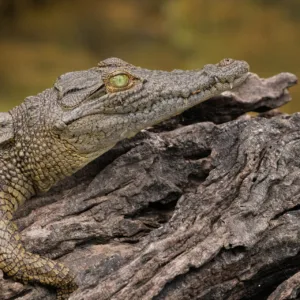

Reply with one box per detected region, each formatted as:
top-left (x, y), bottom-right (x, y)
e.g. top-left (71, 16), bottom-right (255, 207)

top-left (0, 57), bottom-right (249, 299)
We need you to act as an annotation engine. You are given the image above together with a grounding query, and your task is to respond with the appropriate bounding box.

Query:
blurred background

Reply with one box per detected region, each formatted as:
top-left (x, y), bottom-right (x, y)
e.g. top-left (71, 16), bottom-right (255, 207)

top-left (0, 0), bottom-right (299, 112)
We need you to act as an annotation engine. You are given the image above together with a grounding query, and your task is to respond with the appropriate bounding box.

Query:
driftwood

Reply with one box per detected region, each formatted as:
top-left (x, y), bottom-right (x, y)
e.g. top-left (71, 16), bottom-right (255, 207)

top-left (1, 71), bottom-right (299, 300)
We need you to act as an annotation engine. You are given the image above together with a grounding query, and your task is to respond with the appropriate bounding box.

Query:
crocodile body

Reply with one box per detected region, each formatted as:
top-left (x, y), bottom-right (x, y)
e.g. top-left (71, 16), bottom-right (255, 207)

top-left (0, 58), bottom-right (249, 299)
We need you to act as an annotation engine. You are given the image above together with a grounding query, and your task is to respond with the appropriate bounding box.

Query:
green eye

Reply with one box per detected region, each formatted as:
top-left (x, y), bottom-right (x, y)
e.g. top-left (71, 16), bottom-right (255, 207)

top-left (109, 74), bottom-right (130, 88)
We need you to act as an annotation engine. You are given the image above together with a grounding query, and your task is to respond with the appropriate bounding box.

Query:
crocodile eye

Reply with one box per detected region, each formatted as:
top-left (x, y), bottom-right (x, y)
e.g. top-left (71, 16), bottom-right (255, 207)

top-left (109, 74), bottom-right (130, 88)
top-left (105, 71), bottom-right (137, 93)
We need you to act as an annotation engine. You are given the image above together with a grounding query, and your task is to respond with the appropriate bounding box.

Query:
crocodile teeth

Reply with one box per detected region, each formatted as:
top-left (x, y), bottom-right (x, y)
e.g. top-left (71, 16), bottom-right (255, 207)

top-left (214, 76), bottom-right (220, 83)
top-left (191, 89), bottom-right (202, 95)
top-left (230, 83), bottom-right (233, 89)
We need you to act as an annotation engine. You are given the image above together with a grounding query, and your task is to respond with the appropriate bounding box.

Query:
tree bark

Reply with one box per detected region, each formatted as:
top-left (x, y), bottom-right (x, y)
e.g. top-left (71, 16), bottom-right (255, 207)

top-left (1, 72), bottom-right (299, 300)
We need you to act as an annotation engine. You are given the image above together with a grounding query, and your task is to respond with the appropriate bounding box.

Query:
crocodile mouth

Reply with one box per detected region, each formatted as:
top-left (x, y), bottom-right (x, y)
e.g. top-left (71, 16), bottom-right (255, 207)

top-left (191, 72), bottom-right (249, 96)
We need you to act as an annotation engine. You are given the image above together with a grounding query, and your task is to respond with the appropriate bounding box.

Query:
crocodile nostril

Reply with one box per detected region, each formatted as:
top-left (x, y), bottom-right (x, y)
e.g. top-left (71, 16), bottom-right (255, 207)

top-left (218, 58), bottom-right (234, 67)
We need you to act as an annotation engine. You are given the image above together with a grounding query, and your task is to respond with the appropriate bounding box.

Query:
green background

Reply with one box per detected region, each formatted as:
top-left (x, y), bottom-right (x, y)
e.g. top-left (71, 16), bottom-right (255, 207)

top-left (0, 0), bottom-right (299, 113)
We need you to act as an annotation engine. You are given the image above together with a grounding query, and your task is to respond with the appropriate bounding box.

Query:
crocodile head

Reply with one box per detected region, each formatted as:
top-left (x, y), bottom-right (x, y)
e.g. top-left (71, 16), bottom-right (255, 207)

top-left (54, 57), bottom-right (249, 158)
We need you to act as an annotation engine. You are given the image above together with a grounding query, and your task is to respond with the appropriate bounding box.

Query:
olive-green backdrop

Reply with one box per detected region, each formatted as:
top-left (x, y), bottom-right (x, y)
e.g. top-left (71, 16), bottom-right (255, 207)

top-left (0, 0), bottom-right (299, 113)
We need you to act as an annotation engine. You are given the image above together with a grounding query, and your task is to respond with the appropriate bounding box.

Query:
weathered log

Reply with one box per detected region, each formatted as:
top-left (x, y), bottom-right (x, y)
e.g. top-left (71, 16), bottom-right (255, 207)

top-left (1, 72), bottom-right (299, 300)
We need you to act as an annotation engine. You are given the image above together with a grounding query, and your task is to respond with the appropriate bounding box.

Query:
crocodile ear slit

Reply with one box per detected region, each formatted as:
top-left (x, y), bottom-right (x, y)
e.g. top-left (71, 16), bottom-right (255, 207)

top-left (55, 70), bottom-right (104, 109)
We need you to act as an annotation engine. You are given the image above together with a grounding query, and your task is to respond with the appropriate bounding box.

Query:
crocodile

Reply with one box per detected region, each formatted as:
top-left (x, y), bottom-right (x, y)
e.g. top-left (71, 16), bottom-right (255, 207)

top-left (0, 57), bottom-right (249, 299)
